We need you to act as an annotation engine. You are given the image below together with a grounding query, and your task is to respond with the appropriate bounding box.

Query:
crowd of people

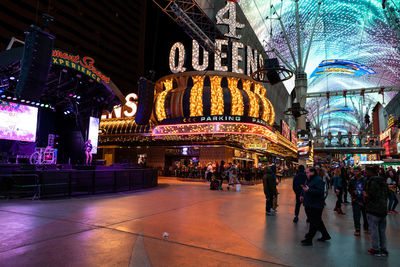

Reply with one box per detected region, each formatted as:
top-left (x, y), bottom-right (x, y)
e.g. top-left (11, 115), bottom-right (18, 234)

top-left (163, 160), bottom-right (295, 182)
top-left (286, 164), bottom-right (398, 256)
top-left (260, 163), bottom-right (398, 256)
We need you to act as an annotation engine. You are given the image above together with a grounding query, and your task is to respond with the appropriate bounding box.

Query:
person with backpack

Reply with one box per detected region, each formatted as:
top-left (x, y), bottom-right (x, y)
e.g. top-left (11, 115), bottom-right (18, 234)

top-left (348, 166), bottom-right (368, 236)
top-left (364, 166), bottom-right (389, 256)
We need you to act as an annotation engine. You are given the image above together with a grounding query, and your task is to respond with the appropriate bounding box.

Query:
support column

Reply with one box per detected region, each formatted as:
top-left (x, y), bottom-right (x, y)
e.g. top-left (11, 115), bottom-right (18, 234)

top-left (295, 71), bottom-right (308, 166)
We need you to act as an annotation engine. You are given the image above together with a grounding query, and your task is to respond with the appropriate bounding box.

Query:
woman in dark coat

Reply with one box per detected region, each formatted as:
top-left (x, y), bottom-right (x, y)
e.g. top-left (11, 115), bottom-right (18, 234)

top-left (301, 167), bottom-right (331, 246)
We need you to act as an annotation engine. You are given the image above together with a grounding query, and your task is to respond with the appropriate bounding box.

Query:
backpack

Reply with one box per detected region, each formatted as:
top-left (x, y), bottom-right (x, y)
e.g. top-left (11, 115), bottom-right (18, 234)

top-left (210, 179), bottom-right (219, 190)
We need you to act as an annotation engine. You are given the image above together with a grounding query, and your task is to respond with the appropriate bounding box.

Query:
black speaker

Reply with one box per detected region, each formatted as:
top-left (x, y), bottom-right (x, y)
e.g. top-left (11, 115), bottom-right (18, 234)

top-left (267, 70), bottom-right (281, 85)
top-left (264, 58), bottom-right (281, 85)
top-left (15, 25), bottom-right (54, 102)
top-left (135, 77), bottom-right (155, 125)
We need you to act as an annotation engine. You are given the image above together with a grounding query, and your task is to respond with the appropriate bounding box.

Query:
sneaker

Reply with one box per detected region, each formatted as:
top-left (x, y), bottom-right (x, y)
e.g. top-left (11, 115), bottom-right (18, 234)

top-left (266, 211), bottom-right (275, 216)
top-left (301, 239), bottom-right (312, 246)
top-left (354, 230), bottom-right (360, 236)
top-left (392, 210), bottom-right (398, 214)
top-left (317, 236), bottom-right (331, 242)
top-left (293, 216), bottom-right (299, 223)
top-left (368, 248), bottom-right (381, 256)
top-left (380, 250), bottom-right (389, 257)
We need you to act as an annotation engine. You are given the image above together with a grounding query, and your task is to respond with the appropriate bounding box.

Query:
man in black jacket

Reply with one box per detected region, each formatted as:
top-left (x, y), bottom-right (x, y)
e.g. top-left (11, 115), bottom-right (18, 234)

top-left (301, 167), bottom-right (331, 246)
top-left (292, 165), bottom-right (307, 223)
top-left (364, 166), bottom-right (389, 256)
top-left (263, 165), bottom-right (277, 216)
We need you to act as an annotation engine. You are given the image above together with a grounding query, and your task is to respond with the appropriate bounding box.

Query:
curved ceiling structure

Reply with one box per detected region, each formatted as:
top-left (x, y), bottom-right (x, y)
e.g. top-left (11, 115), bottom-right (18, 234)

top-left (240, 0), bottom-right (400, 135)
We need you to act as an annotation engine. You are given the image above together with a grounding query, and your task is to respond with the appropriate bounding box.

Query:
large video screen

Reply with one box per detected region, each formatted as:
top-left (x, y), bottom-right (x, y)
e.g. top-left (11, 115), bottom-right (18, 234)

top-left (88, 117), bottom-right (99, 154)
top-left (0, 101), bottom-right (38, 142)
top-left (310, 59), bottom-right (376, 78)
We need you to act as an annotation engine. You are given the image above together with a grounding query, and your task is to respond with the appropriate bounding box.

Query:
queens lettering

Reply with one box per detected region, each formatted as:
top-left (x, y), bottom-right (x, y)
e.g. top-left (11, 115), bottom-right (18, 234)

top-left (169, 40), bottom-right (262, 75)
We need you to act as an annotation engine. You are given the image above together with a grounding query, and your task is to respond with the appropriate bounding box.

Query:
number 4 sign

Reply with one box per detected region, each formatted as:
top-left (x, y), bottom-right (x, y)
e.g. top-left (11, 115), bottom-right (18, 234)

top-left (216, 1), bottom-right (245, 39)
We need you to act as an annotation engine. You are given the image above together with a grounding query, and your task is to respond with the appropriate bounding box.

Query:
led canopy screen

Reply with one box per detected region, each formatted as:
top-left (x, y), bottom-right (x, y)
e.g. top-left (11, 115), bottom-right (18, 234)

top-left (0, 101), bottom-right (38, 142)
top-left (310, 60), bottom-right (376, 78)
top-left (239, 0), bottom-right (400, 135)
top-left (88, 117), bottom-right (99, 154)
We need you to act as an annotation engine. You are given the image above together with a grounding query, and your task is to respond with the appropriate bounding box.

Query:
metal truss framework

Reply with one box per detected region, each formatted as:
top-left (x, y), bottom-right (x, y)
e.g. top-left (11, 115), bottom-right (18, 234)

top-left (152, 0), bottom-right (224, 54)
top-left (306, 85), bottom-right (400, 98)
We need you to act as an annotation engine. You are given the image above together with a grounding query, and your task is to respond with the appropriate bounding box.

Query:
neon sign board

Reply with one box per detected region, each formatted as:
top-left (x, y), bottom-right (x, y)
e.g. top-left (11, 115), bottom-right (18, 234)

top-left (310, 59), bottom-right (376, 78)
top-left (52, 49), bottom-right (110, 84)
top-left (168, 1), bottom-right (263, 76)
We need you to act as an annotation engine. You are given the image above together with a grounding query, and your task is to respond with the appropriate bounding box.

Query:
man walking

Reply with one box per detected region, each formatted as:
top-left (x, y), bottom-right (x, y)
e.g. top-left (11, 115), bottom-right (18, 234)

top-left (348, 166), bottom-right (368, 236)
top-left (364, 166), bottom-right (389, 256)
top-left (263, 165), bottom-right (277, 216)
top-left (292, 165), bottom-right (307, 223)
top-left (301, 167), bottom-right (330, 246)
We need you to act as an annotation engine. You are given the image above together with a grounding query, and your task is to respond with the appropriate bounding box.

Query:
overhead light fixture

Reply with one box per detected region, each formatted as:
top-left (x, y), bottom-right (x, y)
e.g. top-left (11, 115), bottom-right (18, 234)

top-left (9, 76), bottom-right (15, 80)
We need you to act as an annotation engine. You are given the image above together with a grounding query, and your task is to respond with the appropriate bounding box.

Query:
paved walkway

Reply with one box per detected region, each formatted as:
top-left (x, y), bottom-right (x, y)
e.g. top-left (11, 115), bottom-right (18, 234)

top-left (0, 177), bottom-right (399, 266)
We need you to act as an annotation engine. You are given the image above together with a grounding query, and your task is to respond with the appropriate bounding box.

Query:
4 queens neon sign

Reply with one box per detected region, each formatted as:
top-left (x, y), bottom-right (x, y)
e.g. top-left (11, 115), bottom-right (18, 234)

top-left (52, 49), bottom-right (110, 84)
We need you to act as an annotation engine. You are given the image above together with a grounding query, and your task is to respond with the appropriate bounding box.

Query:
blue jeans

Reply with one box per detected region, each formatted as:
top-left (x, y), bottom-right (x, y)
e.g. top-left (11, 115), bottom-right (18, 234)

top-left (367, 213), bottom-right (387, 251)
top-left (352, 202), bottom-right (368, 231)
top-left (388, 190), bottom-right (398, 211)
top-left (295, 193), bottom-right (302, 217)
top-left (266, 196), bottom-right (274, 212)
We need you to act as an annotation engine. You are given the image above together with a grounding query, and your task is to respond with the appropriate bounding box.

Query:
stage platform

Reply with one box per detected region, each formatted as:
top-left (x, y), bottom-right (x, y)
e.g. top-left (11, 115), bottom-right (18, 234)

top-left (0, 164), bottom-right (158, 199)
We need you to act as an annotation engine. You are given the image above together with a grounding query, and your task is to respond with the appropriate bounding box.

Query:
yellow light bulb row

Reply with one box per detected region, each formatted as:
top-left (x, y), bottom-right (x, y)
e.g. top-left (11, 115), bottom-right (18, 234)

top-left (210, 76), bottom-right (224, 115)
top-left (265, 98), bottom-right (275, 126)
top-left (254, 83), bottom-right (270, 122)
top-left (189, 76), bottom-right (204, 117)
top-left (227, 77), bottom-right (243, 116)
top-left (242, 80), bottom-right (259, 117)
top-left (155, 79), bottom-right (173, 121)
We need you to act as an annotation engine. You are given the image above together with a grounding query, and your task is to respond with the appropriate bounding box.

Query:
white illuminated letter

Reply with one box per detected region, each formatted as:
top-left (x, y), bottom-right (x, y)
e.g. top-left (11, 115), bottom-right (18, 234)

top-left (258, 53), bottom-right (264, 81)
top-left (216, 1), bottom-right (245, 39)
top-left (169, 42), bottom-right (186, 73)
top-left (232, 41), bottom-right (244, 74)
top-left (246, 46), bottom-right (258, 76)
top-left (113, 106), bottom-right (122, 118)
top-left (192, 40), bottom-right (209, 71)
top-left (124, 93), bottom-right (138, 117)
top-left (214, 39), bottom-right (228, 72)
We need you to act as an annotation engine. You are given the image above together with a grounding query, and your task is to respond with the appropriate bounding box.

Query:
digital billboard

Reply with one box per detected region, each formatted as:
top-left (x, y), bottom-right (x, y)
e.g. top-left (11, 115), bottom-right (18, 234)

top-left (88, 117), bottom-right (99, 154)
top-left (0, 101), bottom-right (38, 142)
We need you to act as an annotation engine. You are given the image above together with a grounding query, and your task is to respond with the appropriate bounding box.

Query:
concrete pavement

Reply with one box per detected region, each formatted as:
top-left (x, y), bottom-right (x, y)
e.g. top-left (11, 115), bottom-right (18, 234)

top-left (0, 177), bottom-right (399, 266)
